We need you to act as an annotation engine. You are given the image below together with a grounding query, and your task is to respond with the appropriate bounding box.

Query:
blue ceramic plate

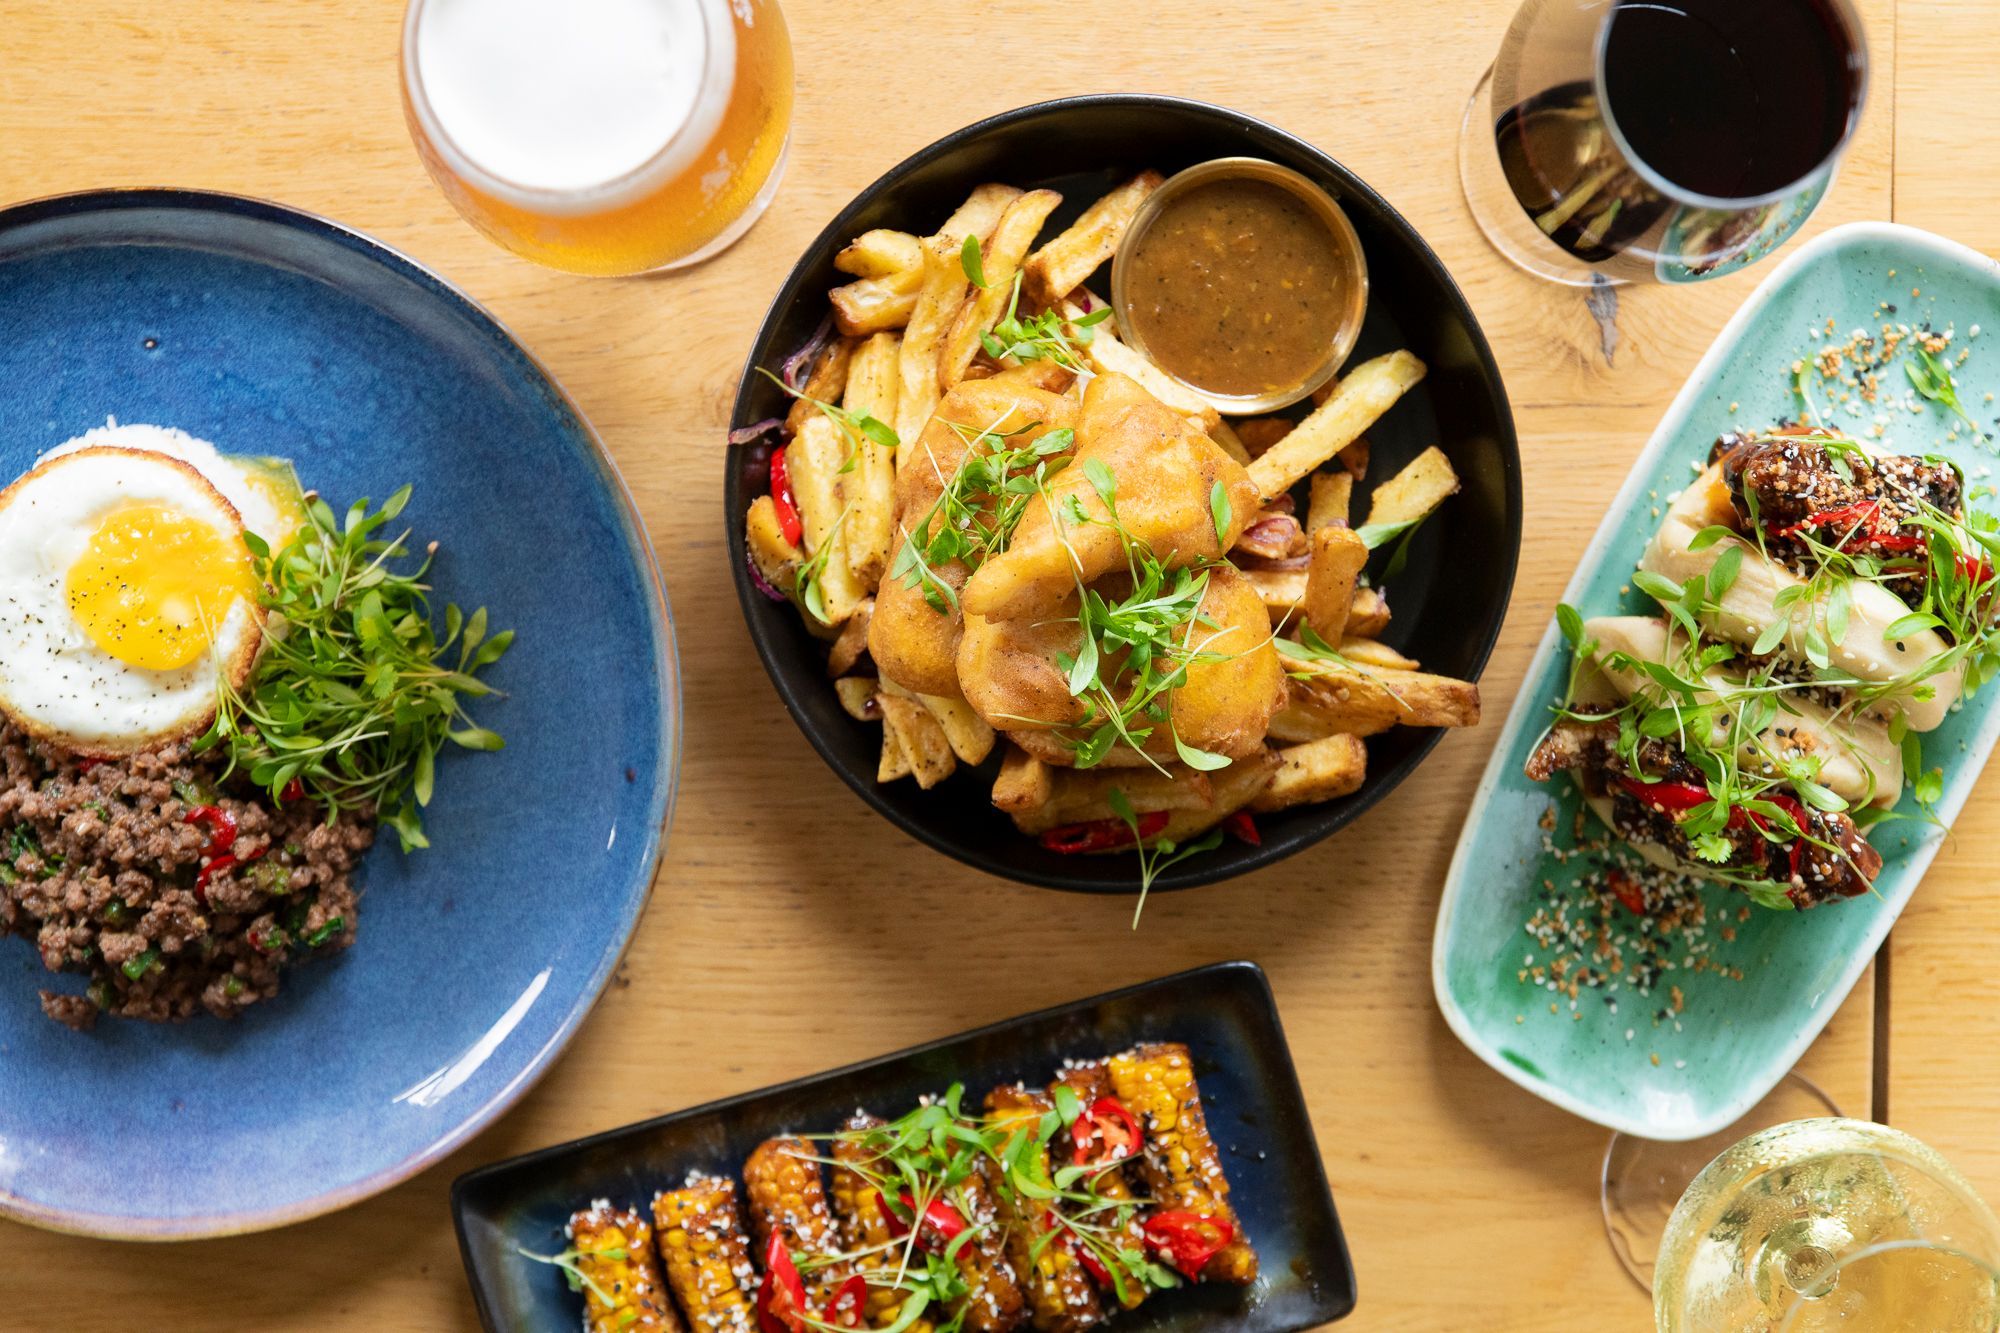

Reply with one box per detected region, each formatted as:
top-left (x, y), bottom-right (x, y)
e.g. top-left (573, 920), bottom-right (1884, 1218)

top-left (452, 961), bottom-right (1355, 1331)
top-left (0, 190), bottom-right (679, 1237)
top-left (1435, 222), bottom-right (2000, 1140)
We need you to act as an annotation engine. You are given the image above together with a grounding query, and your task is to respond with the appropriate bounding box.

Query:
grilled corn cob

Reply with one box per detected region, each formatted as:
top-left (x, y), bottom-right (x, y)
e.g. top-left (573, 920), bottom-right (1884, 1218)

top-left (744, 1136), bottom-right (852, 1307)
top-left (829, 1114), bottom-right (935, 1333)
top-left (1050, 1063), bottom-right (1148, 1310)
top-left (568, 1203), bottom-right (686, 1333)
top-left (984, 1084), bottom-right (1106, 1333)
top-left (1106, 1043), bottom-right (1257, 1285)
top-left (950, 1167), bottom-right (1029, 1333)
top-left (652, 1175), bottom-right (761, 1332)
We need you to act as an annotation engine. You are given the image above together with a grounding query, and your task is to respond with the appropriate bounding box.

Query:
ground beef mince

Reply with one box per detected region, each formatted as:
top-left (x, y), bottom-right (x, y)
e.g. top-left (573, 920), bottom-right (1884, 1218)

top-left (1712, 428), bottom-right (1962, 609)
top-left (0, 720), bottom-right (374, 1030)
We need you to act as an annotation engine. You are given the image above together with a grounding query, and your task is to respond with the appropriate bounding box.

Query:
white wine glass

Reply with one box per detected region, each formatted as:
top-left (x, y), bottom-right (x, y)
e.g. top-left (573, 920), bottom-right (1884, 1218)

top-left (1779, 1240), bottom-right (2000, 1331)
top-left (1655, 1118), bottom-right (2000, 1332)
top-left (1603, 1072), bottom-right (1841, 1292)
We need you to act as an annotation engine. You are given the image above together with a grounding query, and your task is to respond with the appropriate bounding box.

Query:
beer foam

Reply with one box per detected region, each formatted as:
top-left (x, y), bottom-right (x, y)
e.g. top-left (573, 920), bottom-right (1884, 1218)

top-left (414, 0), bottom-right (726, 196)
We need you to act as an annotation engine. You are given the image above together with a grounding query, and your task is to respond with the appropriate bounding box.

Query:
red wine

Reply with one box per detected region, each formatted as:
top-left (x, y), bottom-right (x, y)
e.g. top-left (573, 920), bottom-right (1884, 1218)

top-left (1602, 0), bottom-right (1859, 200)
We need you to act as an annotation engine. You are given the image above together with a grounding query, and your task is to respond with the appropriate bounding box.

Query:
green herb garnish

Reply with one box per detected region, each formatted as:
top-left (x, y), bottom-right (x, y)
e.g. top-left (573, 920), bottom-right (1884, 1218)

top-left (1107, 788), bottom-right (1226, 928)
top-left (979, 273), bottom-right (1111, 370)
top-left (1906, 344), bottom-right (1982, 433)
top-left (891, 422), bottom-right (1073, 613)
top-left (198, 486), bottom-right (511, 853)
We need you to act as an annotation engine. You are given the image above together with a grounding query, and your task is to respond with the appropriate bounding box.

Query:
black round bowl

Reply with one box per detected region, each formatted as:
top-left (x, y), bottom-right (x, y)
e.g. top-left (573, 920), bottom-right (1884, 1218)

top-left (726, 94), bottom-right (1521, 893)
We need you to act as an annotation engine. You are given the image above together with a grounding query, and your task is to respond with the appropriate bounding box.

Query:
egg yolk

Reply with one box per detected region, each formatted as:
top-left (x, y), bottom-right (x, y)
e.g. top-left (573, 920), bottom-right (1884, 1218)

top-left (66, 503), bottom-right (256, 671)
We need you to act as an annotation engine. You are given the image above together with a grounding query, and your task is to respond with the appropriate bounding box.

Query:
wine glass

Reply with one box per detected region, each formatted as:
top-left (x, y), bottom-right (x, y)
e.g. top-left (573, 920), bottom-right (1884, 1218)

top-left (1604, 1072), bottom-right (1843, 1293)
top-left (1654, 1118), bottom-right (2000, 1331)
top-left (1457, 0), bottom-right (1866, 286)
top-left (1779, 1241), bottom-right (2000, 1331)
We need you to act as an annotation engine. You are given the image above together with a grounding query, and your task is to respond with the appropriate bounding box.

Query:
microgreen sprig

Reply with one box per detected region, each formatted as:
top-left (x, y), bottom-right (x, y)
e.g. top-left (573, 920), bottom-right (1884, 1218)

top-left (516, 1243), bottom-right (626, 1308)
top-left (1107, 787), bottom-right (1225, 927)
top-left (198, 486), bottom-right (511, 852)
top-left (1906, 344), bottom-right (1982, 433)
top-left (975, 265), bottom-right (1111, 371)
top-left (891, 421), bottom-right (1074, 613)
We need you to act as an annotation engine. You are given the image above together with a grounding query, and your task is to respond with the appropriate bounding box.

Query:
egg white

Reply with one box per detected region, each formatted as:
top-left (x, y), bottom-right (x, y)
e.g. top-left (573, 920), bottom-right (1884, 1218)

top-left (41, 420), bottom-right (305, 549)
top-left (0, 447), bottom-right (266, 756)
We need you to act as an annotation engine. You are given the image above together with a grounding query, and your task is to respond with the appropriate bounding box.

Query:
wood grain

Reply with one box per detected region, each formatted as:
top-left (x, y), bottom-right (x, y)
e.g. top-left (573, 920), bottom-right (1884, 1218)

top-left (0, 1), bottom-right (1905, 1329)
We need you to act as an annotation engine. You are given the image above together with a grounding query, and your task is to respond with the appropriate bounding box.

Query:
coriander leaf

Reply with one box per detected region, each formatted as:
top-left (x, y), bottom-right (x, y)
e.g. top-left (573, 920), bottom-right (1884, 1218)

top-left (1354, 518), bottom-right (1416, 550)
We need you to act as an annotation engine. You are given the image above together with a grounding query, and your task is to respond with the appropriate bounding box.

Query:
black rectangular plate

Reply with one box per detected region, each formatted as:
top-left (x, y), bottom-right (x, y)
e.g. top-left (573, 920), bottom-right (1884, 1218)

top-left (452, 961), bottom-right (1355, 1329)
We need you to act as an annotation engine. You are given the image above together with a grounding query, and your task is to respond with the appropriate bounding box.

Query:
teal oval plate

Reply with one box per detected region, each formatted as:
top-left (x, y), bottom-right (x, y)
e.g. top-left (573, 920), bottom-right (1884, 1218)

top-left (1434, 222), bottom-right (2000, 1140)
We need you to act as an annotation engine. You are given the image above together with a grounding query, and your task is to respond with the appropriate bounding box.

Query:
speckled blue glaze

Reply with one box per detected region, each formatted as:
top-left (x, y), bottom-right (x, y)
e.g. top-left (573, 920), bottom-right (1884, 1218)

top-left (0, 191), bottom-right (679, 1238)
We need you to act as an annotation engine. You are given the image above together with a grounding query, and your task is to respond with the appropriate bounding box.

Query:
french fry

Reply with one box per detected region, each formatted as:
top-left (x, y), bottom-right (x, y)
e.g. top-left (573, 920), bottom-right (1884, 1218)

top-left (1207, 419), bottom-right (1253, 466)
top-left (1350, 586), bottom-right (1391, 637)
top-left (1063, 305), bottom-right (1220, 431)
top-left (896, 238), bottom-right (976, 449)
top-left (1288, 657), bottom-right (1481, 733)
top-left (745, 495), bottom-right (801, 595)
top-left (834, 676), bottom-right (881, 721)
top-left (1024, 170), bottom-right (1164, 305)
top-left (1246, 350), bottom-right (1426, 499)
top-left (918, 691), bottom-right (996, 765)
top-left (1337, 436), bottom-right (1370, 479)
top-left (1338, 637), bottom-right (1418, 670)
top-left (1244, 566), bottom-right (1307, 619)
top-left (1154, 748), bottom-right (1281, 842)
top-left (1233, 417), bottom-right (1294, 459)
top-left (881, 678), bottom-right (996, 766)
top-left (830, 270), bottom-right (921, 337)
top-left (785, 339), bottom-right (855, 436)
top-left (876, 693), bottom-right (956, 788)
top-left (1249, 734), bottom-right (1368, 812)
top-left (788, 415), bottom-right (868, 624)
top-left (1009, 767), bottom-right (1216, 836)
top-left (827, 597), bottom-right (874, 677)
top-left (878, 715), bottom-right (913, 782)
top-left (1305, 525), bottom-right (1368, 643)
top-left (1364, 445), bottom-right (1461, 528)
top-left (835, 229), bottom-right (923, 279)
top-left (842, 331), bottom-right (901, 583)
top-left (992, 746), bottom-right (1054, 815)
top-left (1306, 470), bottom-right (1353, 531)
top-left (940, 189), bottom-right (1064, 389)
top-left (935, 183), bottom-right (1022, 244)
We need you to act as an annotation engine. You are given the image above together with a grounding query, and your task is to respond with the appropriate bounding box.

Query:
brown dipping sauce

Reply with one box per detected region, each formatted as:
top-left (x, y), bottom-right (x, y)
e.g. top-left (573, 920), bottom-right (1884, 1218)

top-left (1120, 176), bottom-right (1355, 400)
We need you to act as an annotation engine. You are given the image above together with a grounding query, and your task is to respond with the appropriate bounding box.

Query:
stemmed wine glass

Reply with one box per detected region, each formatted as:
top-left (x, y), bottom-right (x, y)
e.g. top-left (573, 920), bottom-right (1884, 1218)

top-left (1457, 0), bottom-right (1867, 286)
top-left (1654, 1118), bottom-right (2000, 1331)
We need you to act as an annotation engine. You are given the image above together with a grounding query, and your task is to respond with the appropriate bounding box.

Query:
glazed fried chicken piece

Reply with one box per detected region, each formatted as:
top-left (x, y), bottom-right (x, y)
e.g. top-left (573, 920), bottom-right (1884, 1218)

top-left (871, 378), bottom-right (1080, 698)
top-left (960, 374), bottom-right (1259, 622)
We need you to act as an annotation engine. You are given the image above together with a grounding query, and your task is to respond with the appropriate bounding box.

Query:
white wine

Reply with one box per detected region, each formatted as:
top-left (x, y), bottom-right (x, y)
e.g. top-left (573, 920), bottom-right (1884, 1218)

top-left (1655, 1119), bottom-right (2000, 1332)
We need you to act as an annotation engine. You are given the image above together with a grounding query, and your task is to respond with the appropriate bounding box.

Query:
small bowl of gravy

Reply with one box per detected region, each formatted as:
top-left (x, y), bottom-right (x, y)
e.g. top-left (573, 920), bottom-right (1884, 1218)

top-left (1111, 157), bottom-right (1368, 414)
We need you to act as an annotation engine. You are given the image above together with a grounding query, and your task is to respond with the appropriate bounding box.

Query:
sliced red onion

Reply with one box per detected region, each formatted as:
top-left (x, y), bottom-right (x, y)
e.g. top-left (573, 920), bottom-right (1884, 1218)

top-left (779, 313), bottom-right (835, 390)
top-left (729, 417), bottom-right (785, 446)
top-left (746, 551), bottom-right (789, 603)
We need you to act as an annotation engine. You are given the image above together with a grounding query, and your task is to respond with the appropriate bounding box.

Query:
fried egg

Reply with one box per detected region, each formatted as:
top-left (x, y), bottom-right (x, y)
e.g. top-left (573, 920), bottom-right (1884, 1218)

top-left (0, 447), bottom-right (266, 755)
top-left (40, 421), bottom-right (306, 549)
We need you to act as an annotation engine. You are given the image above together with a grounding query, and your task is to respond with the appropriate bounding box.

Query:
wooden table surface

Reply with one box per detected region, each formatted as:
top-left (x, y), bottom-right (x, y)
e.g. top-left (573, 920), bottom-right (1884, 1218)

top-left (5, 0), bottom-right (1996, 1328)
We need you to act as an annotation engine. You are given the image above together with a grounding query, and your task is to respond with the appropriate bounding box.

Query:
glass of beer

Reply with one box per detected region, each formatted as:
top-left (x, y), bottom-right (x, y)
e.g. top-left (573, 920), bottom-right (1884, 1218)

top-left (401, 0), bottom-right (794, 276)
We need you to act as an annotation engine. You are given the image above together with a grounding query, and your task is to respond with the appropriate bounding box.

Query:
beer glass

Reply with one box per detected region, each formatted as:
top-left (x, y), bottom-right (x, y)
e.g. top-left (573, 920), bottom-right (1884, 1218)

top-left (402, 0), bottom-right (794, 276)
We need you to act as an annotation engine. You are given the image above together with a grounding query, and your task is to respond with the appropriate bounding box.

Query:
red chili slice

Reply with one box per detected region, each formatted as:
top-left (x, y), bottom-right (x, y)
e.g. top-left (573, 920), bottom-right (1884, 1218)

top-left (826, 1274), bottom-right (867, 1329)
top-left (756, 1232), bottom-right (811, 1333)
top-left (1222, 811), bottom-right (1261, 846)
top-left (770, 446), bottom-right (805, 547)
top-left (1142, 1210), bottom-right (1235, 1280)
top-left (1958, 551), bottom-right (1995, 584)
top-left (1070, 1096), bottom-right (1143, 1167)
top-left (281, 777), bottom-right (305, 804)
top-left (1603, 869), bottom-right (1647, 917)
top-left (1038, 812), bottom-right (1169, 855)
top-left (184, 805), bottom-right (238, 857)
top-left (1615, 777), bottom-right (1711, 813)
top-left (1043, 1214), bottom-right (1115, 1289)
top-left (874, 1190), bottom-right (966, 1253)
